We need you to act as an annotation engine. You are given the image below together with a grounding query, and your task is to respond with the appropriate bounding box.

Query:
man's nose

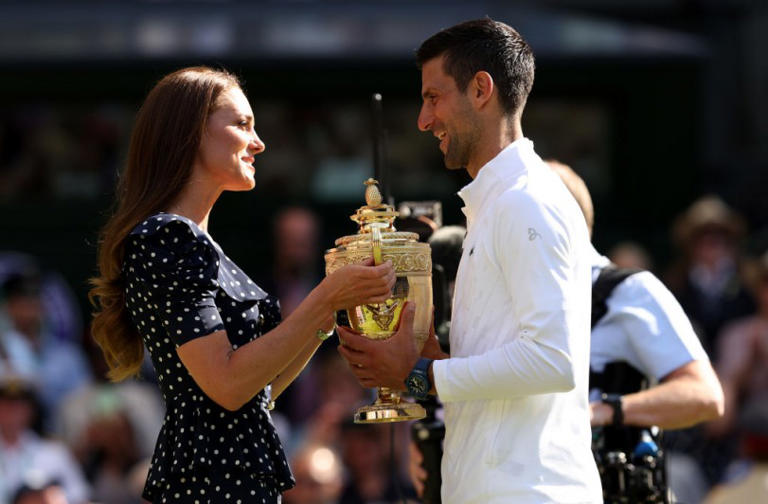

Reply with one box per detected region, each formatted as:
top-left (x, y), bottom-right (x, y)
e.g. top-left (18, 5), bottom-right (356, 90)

top-left (417, 105), bottom-right (433, 132)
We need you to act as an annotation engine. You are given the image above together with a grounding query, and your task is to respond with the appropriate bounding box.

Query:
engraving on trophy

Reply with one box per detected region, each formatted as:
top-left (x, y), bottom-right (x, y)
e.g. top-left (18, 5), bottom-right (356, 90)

top-left (362, 276), bottom-right (410, 331)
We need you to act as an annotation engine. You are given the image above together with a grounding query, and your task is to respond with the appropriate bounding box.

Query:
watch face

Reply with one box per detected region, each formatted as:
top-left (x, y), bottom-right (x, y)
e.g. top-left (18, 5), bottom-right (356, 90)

top-left (407, 375), bottom-right (428, 397)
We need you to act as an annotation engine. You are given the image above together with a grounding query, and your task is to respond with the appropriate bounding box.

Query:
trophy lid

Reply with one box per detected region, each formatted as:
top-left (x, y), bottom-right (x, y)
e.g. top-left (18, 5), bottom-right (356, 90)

top-left (351, 178), bottom-right (399, 233)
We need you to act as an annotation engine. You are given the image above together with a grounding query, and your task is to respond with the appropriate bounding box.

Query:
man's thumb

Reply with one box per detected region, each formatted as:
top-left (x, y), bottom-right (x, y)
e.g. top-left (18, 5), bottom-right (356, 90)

top-left (399, 302), bottom-right (417, 329)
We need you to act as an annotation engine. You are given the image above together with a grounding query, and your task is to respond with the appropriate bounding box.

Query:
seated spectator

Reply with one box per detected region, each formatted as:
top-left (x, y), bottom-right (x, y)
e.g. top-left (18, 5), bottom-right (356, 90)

top-left (283, 443), bottom-right (343, 504)
top-left (703, 398), bottom-right (768, 503)
top-left (709, 250), bottom-right (768, 438)
top-left (608, 240), bottom-right (654, 271)
top-left (0, 375), bottom-right (89, 504)
top-left (338, 421), bottom-right (416, 504)
top-left (0, 268), bottom-right (91, 424)
top-left (666, 195), bottom-right (754, 357)
top-left (11, 478), bottom-right (70, 504)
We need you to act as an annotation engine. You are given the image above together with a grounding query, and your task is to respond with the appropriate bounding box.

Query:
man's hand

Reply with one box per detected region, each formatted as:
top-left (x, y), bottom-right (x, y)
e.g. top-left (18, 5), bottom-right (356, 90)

top-left (421, 313), bottom-right (449, 361)
top-left (337, 302), bottom-right (419, 390)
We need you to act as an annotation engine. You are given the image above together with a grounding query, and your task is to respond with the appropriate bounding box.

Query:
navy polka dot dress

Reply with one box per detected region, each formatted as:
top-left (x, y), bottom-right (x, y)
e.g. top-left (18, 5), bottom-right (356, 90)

top-left (123, 213), bottom-right (295, 503)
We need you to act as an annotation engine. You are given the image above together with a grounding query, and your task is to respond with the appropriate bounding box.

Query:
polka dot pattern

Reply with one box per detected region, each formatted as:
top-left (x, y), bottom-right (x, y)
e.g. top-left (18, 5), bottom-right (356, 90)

top-left (124, 213), bottom-right (294, 502)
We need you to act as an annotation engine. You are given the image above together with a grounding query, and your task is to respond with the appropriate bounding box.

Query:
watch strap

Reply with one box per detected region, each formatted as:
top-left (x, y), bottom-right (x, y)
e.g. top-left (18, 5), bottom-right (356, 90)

top-left (406, 358), bottom-right (433, 399)
top-left (601, 393), bottom-right (624, 426)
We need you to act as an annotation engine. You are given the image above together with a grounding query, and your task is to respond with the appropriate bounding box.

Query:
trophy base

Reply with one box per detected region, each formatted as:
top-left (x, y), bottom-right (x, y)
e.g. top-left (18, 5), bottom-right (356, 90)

top-left (354, 401), bottom-right (426, 424)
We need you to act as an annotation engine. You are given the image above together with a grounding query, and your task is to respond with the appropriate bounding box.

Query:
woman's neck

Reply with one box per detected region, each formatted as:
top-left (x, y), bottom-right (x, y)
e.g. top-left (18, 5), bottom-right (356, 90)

top-left (166, 178), bottom-right (220, 231)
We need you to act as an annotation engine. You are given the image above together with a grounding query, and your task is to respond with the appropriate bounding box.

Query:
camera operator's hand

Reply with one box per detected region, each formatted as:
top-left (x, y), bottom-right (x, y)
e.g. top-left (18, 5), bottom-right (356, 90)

top-left (409, 440), bottom-right (428, 498)
top-left (590, 401), bottom-right (614, 427)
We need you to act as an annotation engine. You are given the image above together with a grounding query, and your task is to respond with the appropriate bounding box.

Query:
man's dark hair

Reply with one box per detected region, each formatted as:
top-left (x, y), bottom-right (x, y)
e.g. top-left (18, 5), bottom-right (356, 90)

top-left (416, 18), bottom-right (535, 117)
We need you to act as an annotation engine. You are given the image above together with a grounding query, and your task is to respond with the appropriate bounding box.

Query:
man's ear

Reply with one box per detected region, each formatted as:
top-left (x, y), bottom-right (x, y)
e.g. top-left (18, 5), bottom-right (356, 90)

top-left (470, 71), bottom-right (495, 109)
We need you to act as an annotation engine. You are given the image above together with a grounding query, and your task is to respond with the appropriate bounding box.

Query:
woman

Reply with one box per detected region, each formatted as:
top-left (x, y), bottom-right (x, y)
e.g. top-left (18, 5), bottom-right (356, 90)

top-left (89, 67), bottom-right (395, 503)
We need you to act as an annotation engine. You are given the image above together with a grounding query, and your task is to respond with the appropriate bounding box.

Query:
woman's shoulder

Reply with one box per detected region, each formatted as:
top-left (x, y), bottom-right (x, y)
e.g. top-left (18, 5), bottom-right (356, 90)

top-left (128, 212), bottom-right (205, 241)
top-left (124, 213), bottom-right (215, 270)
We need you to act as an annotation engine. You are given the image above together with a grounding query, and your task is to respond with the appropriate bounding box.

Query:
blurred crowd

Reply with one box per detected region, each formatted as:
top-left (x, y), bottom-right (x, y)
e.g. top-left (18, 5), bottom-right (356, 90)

top-left (2, 188), bottom-right (768, 503)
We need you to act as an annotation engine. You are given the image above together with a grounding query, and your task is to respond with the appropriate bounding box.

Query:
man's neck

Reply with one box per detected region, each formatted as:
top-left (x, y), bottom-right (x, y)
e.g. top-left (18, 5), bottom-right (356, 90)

top-left (466, 117), bottom-right (523, 179)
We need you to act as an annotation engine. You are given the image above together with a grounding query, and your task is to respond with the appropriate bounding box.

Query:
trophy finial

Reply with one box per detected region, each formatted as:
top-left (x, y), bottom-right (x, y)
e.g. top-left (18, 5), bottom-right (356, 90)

top-left (364, 178), bottom-right (383, 207)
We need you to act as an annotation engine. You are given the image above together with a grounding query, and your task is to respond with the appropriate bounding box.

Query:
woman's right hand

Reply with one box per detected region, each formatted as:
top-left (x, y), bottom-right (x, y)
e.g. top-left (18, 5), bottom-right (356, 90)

top-left (321, 257), bottom-right (395, 311)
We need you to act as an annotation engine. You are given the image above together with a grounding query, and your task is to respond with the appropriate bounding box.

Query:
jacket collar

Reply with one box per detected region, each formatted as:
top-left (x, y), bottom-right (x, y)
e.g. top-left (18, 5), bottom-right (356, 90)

top-left (457, 137), bottom-right (534, 230)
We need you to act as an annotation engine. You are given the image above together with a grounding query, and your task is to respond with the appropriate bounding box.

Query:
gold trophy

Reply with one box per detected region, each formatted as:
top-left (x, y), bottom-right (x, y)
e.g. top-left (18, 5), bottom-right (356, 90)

top-left (325, 178), bottom-right (433, 423)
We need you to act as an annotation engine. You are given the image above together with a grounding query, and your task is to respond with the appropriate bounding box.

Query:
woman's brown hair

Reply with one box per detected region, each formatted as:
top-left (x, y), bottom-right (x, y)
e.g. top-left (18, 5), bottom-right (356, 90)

top-left (89, 66), bottom-right (241, 381)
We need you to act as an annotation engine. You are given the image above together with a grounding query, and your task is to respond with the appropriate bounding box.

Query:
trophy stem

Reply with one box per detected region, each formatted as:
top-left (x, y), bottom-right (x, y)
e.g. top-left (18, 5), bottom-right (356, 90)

top-left (353, 386), bottom-right (427, 424)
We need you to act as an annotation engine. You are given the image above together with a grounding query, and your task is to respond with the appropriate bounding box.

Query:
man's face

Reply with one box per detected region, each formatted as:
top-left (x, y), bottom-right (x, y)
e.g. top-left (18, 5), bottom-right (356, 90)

top-left (417, 56), bottom-right (480, 171)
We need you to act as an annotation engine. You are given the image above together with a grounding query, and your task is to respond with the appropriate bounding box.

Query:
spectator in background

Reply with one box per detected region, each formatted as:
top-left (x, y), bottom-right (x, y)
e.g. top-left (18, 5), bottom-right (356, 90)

top-left (260, 206), bottom-right (326, 427)
top-left (267, 207), bottom-right (323, 318)
top-left (608, 241), bottom-right (654, 271)
top-left (61, 385), bottom-right (158, 504)
top-left (0, 252), bottom-right (84, 346)
top-left (666, 195), bottom-right (754, 358)
top-left (11, 480), bottom-right (70, 504)
top-left (0, 376), bottom-right (89, 504)
top-left (283, 443), bottom-right (343, 504)
top-left (709, 250), bottom-right (768, 439)
top-left (703, 398), bottom-right (768, 504)
top-left (0, 268), bottom-right (91, 424)
top-left (338, 421), bottom-right (416, 504)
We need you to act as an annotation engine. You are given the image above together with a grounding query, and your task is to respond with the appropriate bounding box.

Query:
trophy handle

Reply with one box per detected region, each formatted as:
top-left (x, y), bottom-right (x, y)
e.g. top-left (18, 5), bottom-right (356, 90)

top-left (371, 225), bottom-right (383, 265)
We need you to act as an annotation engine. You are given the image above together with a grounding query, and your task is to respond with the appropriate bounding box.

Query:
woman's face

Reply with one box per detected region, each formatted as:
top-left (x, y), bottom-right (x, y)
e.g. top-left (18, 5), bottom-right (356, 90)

top-left (196, 86), bottom-right (265, 191)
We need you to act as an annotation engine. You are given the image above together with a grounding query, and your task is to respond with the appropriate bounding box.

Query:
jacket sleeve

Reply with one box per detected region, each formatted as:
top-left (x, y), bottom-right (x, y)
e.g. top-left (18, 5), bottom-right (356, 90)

top-left (433, 190), bottom-right (587, 402)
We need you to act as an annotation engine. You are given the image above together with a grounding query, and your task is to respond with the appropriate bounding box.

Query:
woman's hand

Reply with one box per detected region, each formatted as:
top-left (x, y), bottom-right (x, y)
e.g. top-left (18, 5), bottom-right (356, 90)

top-left (321, 257), bottom-right (395, 312)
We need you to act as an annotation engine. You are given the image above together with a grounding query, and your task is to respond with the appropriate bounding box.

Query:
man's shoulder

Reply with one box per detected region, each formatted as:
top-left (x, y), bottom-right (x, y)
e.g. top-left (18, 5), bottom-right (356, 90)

top-left (612, 269), bottom-right (674, 302)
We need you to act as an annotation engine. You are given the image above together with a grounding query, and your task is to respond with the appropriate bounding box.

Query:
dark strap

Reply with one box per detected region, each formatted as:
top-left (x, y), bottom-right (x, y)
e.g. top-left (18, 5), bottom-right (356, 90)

top-left (589, 264), bottom-right (645, 392)
top-left (591, 265), bottom-right (643, 329)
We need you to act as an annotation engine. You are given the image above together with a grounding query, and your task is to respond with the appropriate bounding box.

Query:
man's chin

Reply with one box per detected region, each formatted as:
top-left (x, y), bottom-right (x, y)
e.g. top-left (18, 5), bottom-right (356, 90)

top-left (443, 157), bottom-right (464, 171)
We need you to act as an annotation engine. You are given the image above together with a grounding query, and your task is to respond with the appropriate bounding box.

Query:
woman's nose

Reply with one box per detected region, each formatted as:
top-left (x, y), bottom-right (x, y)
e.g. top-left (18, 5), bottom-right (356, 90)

top-left (250, 131), bottom-right (265, 154)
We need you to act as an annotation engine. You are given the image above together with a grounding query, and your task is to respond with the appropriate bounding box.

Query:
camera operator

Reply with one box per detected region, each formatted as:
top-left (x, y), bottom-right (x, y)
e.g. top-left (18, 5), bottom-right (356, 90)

top-left (409, 225), bottom-right (465, 503)
top-left (549, 161), bottom-right (724, 503)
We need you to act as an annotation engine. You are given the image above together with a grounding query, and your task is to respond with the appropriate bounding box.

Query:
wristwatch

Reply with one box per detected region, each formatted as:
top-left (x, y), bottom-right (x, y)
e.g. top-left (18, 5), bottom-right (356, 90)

top-left (405, 358), bottom-right (433, 400)
top-left (601, 393), bottom-right (624, 426)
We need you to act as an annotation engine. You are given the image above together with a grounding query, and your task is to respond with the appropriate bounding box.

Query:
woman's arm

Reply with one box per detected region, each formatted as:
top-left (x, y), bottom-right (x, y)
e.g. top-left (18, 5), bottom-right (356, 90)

top-left (270, 327), bottom-right (324, 400)
top-left (177, 260), bottom-right (394, 411)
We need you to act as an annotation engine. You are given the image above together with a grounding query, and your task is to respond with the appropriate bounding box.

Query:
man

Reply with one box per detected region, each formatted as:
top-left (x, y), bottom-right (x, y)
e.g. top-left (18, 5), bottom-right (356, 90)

top-left (338, 19), bottom-right (602, 503)
top-left (549, 161), bottom-right (724, 502)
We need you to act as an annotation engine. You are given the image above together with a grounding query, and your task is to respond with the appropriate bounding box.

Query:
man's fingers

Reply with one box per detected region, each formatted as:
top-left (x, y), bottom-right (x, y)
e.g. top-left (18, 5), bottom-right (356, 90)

top-left (337, 342), bottom-right (363, 363)
top-left (395, 301), bottom-right (417, 331)
top-left (337, 327), bottom-right (369, 351)
top-left (359, 257), bottom-right (375, 267)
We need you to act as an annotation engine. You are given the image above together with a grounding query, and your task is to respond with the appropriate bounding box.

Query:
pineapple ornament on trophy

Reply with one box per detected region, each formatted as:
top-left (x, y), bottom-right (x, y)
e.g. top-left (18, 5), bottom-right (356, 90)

top-left (325, 178), bottom-right (433, 423)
